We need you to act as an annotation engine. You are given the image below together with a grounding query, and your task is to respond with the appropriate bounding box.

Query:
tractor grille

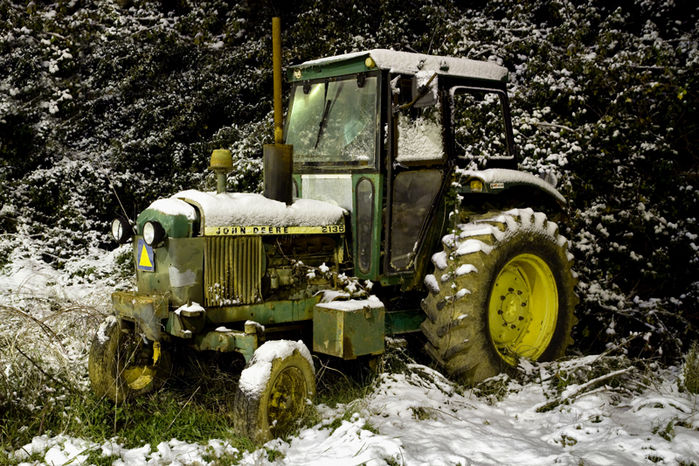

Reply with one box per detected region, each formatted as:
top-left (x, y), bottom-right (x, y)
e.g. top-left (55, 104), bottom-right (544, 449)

top-left (204, 236), bottom-right (263, 306)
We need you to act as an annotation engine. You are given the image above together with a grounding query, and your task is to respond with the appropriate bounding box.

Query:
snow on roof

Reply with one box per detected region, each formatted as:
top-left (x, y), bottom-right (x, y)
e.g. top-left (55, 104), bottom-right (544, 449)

top-left (173, 190), bottom-right (345, 228)
top-left (460, 168), bottom-right (566, 204)
top-left (296, 49), bottom-right (508, 82)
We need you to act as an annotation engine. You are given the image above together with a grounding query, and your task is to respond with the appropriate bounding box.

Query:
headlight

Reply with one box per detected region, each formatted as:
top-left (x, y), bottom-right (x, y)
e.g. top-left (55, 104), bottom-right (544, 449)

top-left (111, 218), bottom-right (132, 244)
top-left (143, 221), bottom-right (166, 247)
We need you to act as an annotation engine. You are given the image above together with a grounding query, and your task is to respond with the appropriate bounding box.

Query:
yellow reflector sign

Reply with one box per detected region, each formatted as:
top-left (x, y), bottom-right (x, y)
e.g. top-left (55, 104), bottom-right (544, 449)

top-left (137, 239), bottom-right (155, 271)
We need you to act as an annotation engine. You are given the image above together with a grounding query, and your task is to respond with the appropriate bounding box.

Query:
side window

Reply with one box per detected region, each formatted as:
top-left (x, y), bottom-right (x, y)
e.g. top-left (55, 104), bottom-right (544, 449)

top-left (395, 73), bottom-right (445, 163)
top-left (389, 170), bottom-right (443, 270)
top-left (396, 106), bottom-right (444, 163)
top-left (451, 88), bottom-right (512, 168)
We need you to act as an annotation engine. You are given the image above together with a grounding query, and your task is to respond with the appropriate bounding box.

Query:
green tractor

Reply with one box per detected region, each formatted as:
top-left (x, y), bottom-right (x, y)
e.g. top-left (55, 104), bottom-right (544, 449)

top-left (90, 26), bottom-right (577, 442)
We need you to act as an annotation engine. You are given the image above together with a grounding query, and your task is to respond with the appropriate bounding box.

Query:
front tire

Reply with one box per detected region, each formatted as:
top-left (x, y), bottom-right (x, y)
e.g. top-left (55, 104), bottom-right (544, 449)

top-left (421, 208), bottom-right (577, 384)
top-left (234, 340), bottom-right (315, 443)
top-left (88, 316), bottom-right (171, 403)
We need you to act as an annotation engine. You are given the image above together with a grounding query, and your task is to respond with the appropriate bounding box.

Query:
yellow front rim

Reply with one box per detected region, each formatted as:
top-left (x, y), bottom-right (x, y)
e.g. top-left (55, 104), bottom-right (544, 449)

top-left (488, 253), bottom-right (558, 365)
top-left (121, 341), bottom-right (160, 390)
top-left (122, 366), bottom-right (155, 390)
top-left (267, 366), bottom-right (307, 433)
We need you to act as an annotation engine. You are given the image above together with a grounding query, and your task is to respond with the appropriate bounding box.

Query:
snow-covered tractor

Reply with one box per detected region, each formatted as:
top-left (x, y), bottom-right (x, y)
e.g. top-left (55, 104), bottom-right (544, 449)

top-left (89, 20), bottom-right (577, 442)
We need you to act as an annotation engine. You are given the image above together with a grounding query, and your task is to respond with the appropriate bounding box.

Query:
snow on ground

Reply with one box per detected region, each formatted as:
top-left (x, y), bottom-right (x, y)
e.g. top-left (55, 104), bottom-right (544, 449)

top-left (2, 250), bottom-right (698, 465)
top-left (8, 358), bottom-right (699, 465)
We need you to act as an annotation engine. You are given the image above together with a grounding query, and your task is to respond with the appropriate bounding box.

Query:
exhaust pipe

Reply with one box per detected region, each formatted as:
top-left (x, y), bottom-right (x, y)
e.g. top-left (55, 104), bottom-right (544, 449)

top-left (263, 16), bottom-right (293, 204)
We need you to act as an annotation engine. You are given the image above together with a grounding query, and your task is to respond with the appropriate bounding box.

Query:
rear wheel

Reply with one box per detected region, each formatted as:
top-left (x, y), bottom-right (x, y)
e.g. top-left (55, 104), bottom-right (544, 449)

top-left (88, 316), bottom-right (171, 402)
top-left (421, 208), bottom-right (577, 384)
top-left (234, 340), bottom-right (315, 443)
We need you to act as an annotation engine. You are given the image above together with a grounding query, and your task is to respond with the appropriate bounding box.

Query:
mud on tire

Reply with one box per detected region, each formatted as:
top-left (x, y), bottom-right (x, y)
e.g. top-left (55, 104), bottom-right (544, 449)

top-left (88, 316), bottom-right (171, 403)
top-left (421, 208), bottom-right (578, 385)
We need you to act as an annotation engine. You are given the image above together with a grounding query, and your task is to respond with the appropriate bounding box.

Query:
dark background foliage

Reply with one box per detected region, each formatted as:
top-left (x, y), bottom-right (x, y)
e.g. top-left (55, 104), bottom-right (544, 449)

top-left (0, 0), bottom-right (697, 360)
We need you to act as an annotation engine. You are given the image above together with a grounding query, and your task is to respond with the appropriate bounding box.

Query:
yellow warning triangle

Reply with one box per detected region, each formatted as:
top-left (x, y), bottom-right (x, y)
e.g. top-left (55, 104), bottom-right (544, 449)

top-left (139, 244), bottom-right (153, 268)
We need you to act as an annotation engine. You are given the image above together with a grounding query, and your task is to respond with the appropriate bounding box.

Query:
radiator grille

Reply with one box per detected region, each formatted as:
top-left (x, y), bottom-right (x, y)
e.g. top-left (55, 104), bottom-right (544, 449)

top-left (204, 236), bottom-right (263, 306)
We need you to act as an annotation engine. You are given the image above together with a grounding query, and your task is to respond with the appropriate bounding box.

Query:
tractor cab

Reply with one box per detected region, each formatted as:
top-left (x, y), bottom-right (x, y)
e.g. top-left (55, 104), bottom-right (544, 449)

top-left (286, 50), bottom-right (516, 285)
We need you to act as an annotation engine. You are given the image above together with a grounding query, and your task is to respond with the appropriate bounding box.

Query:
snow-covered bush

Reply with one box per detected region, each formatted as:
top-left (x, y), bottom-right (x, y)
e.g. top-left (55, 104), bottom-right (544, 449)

top-left (0, 0), bottom-right (696, 362)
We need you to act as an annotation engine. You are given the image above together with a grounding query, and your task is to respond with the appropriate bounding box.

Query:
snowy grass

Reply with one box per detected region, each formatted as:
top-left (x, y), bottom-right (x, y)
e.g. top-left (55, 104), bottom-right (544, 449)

top-left (2, 257), bottom-right (699, 464)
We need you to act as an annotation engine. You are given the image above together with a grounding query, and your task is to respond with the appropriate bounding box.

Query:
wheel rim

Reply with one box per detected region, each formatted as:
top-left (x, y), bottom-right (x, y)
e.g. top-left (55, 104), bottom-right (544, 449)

top-left (267, 366), bottom-right (307, 433)
top-left (488, 253), bottom-right (558, 365)
top-left (120, 340), bottom-right (161, 391)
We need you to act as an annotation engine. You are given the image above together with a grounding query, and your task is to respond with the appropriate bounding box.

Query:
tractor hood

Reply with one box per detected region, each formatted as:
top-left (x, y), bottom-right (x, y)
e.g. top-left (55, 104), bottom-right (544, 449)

top-left (139, 190), bottom-right (347, 238)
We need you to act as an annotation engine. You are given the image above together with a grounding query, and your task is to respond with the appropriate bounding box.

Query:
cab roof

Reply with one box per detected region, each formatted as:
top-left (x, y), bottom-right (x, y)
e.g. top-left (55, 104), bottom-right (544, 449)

top-left (288, 49), bottom-right (509, 84)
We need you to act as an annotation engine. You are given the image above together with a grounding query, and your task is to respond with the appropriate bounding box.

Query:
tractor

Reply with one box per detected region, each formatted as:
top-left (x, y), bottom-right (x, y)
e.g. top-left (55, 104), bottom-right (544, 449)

top-left (89, 19), bottom-right (577, 442)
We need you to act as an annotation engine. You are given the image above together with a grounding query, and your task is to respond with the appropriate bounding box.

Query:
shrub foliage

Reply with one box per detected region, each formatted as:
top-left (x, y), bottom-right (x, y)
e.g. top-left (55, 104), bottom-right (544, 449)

top-left (0, 0), bottom-right (697, 360)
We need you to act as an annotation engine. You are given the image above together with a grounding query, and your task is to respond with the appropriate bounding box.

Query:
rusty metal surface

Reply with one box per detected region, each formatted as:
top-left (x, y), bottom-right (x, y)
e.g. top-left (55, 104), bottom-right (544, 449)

top-left (313, 302), bottom-right (385, 359)
top-left (204, 236), bottom-right (264, 306)
top-left (136, 237), bottom-right (204, 307)
top-left (192, 329), bottom-right (258, 362)
top-left (112, 291), bottom-right (169, 341)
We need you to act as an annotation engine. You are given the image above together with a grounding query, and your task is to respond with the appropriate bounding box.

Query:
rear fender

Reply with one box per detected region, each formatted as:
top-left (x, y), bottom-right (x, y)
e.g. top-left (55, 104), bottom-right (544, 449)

top-left (457, 168), bottom-right (566, 208)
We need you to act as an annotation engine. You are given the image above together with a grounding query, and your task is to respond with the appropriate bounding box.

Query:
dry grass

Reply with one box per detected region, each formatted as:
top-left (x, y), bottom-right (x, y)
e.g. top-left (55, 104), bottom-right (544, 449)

top-left (682, 342), bottom-right (699, 394)
top-left (0, 289), bottom-right (108, 449)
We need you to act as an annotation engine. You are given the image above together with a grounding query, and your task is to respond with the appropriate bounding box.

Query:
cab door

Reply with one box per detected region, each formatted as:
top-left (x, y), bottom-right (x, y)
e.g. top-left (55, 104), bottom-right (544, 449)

top-left (385, 76), bottom-right (448, 275)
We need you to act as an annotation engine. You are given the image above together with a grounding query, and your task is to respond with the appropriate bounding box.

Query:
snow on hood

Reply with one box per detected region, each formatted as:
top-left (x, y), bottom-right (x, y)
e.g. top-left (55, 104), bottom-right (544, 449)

top-left (173, 190), bottom-right (346, 228)
top-left (146, 198), bottom-right (197, 220)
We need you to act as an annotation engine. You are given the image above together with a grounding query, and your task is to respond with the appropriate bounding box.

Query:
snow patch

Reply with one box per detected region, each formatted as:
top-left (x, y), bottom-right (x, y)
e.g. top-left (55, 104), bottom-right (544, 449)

top-left (315, 295), bottom-right (384, 312)
top-left (96, 315), bottom-right (117, 344)
top-left (460, 168), bottom-right (565, 204)
top-left (424, 274), bottom-right (440, 293)
top-left (455, 239), bottom-right (493, 256)
top-left (238, 340), bottom-right (314, 396)
top-left (175, 190), bottom-right (345, 228)
top-left (146, 198), bottom-right (197, 221)
top-left (174, 302), bottom-right (205, 316)
top-left (455, 264), bottom-right (478, 276)
top-left (297, 49), bottom-right (509, 82)
top-left (432, 251), bottom-right (448, 270)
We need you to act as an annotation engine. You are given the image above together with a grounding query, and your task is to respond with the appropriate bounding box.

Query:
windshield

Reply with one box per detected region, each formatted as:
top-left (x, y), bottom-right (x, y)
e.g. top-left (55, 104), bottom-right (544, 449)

top-left (286, 75), bottom-right (378, 167)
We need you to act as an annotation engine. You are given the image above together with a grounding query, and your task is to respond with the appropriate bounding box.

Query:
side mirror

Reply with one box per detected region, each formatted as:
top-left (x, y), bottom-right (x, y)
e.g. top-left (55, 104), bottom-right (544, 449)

top-left (412, 72), bottom-right (438, 108)
top-left (393, 74), bottom-right (439, 111)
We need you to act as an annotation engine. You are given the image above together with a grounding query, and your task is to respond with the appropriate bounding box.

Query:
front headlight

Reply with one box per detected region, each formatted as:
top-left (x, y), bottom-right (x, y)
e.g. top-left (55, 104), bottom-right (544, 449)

top-left (111, 218), bottom-right (132, 244)
top-left (143, 221), bottom-right (166, 247)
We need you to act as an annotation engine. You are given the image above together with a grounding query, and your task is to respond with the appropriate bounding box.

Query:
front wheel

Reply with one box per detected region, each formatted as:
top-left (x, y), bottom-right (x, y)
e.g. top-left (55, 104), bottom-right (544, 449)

top-left (88, 316), bottom-right (171, 403)
top-left (421, 208), bottom-right (578, 384)
top-left (233, 340), bottom-right (315, 443)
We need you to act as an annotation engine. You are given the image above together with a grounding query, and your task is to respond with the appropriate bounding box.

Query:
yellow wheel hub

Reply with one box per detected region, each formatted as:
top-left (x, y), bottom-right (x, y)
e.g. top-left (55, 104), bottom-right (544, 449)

top-left (267, 366), bottom-right (307, 433)
top-left (121, 341), bottom-right (160, 391)
top-left (488, 253), bottom-right (558, 365)
top-left (122, 366), bottom-right (155, 390)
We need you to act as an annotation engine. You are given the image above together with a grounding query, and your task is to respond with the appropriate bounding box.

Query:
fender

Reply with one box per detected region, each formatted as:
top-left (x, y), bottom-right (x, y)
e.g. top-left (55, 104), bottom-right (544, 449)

top-left (457, 168), bottom-right (566, 208)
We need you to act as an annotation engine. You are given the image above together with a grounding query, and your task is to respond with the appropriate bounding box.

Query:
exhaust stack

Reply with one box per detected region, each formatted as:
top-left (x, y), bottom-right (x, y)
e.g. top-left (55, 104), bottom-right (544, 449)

top-left (263, 16), bottom-right (293, 204)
